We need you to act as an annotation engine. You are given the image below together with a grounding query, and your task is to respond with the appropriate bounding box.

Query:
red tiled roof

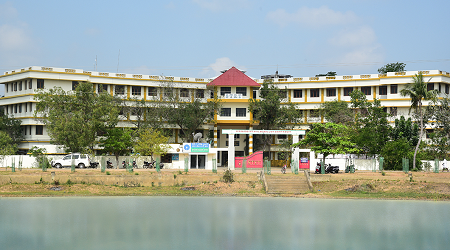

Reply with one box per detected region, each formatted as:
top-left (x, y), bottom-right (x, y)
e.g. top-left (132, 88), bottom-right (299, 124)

top-left (207, 67), bottom-right (261, 87)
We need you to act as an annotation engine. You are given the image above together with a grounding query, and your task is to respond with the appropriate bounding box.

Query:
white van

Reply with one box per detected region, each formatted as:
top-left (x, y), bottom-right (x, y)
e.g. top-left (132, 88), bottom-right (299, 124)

top-left (51, 153), bottom-right (91, 168)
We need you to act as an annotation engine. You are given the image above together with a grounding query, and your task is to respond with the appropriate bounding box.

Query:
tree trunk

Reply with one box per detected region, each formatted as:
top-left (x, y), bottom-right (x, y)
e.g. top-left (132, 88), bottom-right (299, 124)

top-left (115, 154), bottom-right (120, 169)
top-left (413, 102), bottom-right (423, 170)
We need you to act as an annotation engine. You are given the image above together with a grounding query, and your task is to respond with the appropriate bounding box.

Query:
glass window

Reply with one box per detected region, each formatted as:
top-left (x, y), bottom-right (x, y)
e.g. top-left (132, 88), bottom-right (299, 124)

top-left (361, 87), bottom-right (371, 95)
top-left (14, 82), bottom-right (17, 91)
top-left (148, 87), bottom-right (157, 96)
top-left (446, 84), bottom-right (449, 94)
top-left (253, 90), bottom-right (257, 99)
top-left (18, 81), bottom-right (22, 91)
top-left (73, 155), bottom-right (79, 159)
top-left (115, 85), bottom-right (125, 95)
top-left (63, 155), bottom-right (71, 160)
top-left (72, 81), bottom-right (79, 90)
top-left (132, 86), bottom-right (141, 95)
top-left (180, 88), bottom-right (189, 98)
top-left (390, 84), bottom-right (398, 94)
top-left (277, 135), bottom-right (287, 139)
top-left (220, 87), bottom-right (231, 96)
top-left (36, 125), bottom-right (43, 135)
top-left (236, 108), bottom-right (246, 117)
top-left (379, 86), bottom-right (387, 95)
top-left (310, 89), bottom-right (320, 98)
top-left (5, 83), bottom-right (8, 92)
top-left (344, 87), bottom-right (353, 96)
top-left (326, 88), bottom-right (336, 97)
top-left (195, 89), bottom-right (204, 98)
top-left (236, 87), bottom-right (247, 96)
top-left (98, 84), bottom-right (108, 93)
top-left (221, 108), bottom-right (231, 117)
top-left (427, 83), bottom-right (434, 91)
top-left (294, 89), bottom-right (302, 98)
top-left (29, 79), bottom-right (32, 89)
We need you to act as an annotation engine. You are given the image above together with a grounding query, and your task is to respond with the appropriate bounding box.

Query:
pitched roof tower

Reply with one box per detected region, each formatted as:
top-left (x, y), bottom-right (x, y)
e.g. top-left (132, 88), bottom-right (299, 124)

top-left (207, 67), bottom-right (260, 87)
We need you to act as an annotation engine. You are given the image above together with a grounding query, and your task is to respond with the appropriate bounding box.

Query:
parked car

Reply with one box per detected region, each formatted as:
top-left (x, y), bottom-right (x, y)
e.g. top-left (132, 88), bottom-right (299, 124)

top-left (51, 153), bottom-right (91, 168)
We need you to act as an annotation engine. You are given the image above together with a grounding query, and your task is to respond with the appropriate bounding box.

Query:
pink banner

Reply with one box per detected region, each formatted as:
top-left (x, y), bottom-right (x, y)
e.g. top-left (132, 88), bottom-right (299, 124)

top-left (235, 151), bottom-right (263, 168)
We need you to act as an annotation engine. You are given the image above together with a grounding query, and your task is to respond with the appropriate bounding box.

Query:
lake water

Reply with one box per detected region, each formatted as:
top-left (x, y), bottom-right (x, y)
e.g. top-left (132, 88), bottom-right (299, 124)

top-left (1, 197), bottom-right (449, 250)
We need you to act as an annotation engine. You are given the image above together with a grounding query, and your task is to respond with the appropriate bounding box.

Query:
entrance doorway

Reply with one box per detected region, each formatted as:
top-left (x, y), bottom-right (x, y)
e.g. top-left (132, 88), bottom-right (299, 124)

top-left (190, 155), bottom-right (206, 169)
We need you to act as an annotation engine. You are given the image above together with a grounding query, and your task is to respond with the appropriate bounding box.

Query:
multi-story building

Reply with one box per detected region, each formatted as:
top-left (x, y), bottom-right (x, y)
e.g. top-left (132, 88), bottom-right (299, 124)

top-left (1, 66), bottom-right (450, 166)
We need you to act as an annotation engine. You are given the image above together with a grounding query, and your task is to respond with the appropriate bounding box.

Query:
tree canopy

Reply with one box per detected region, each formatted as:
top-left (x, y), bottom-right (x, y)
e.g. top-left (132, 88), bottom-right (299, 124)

top-left (248, 79), bottom-right (301, 154)
top-left (378, 62), bottom-right (406, 74)
top-left (292, 123), bottom-right (359, 164)
top-left (319, 100), bottom-right (354, 124)
top-left (34, 81), bottom-right (121, 153)
top-left (134, 128), bottom-right (170, 161)
top-left (0, 107), bottom-right (23, 150)
top-left (400, 72), bottom-right (438, 169)
top-left (99, 127), bottom-right (134, 167)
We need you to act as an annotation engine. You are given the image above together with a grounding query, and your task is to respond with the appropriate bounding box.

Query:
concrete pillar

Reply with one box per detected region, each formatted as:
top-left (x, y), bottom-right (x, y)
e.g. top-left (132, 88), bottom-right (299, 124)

top-left (228, 134), bottom-right (235, 170)
top-left (249, 125), bottom-right (253, 155)
top-left (214, 125), bottom-right (218, 148)
top-left (292, 135), bottom-right (300, 171)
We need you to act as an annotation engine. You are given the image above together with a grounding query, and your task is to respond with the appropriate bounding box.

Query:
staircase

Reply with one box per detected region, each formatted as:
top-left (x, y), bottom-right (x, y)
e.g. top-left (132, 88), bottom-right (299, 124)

top-left (264, 172), bottom-right (313, 194)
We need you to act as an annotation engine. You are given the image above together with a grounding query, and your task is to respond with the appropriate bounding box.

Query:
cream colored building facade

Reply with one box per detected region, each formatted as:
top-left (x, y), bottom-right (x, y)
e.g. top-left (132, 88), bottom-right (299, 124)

top-left (1, 66), bottom-right (450, 166)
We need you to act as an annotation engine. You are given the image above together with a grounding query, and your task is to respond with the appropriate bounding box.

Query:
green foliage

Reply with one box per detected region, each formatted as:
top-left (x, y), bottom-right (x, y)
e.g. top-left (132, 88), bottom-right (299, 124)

top-left (377, 62), bottom-right (406, 74)
top-left (34, 81), bottom-right (121, 153)
top-left (425, 97), bottom-right (450, 159)
top-left (293, 123), bottom-right (359, 164)
top-left (350, 91), bottom-right (391, 156)
top-left (99, 127), bottom-right (134, 166)
top-left (134, 128), bottom-right (170, 161)
top-left (248, 79), bottom-right (301, 153)
top-left (391, 116), bottom-right (419, 147)
top-left (223, 170), bottom-right (234, 183)
top-left (380, 138), bottom-right (420, 170)
top-left (319, 100), bottom-right (354, 124)
top-left (28, 146), bottom-right (51, 170)
top-left (400, 72), bottom-right (439, 169)
top-left (0, 131), bottom-right (17, 157)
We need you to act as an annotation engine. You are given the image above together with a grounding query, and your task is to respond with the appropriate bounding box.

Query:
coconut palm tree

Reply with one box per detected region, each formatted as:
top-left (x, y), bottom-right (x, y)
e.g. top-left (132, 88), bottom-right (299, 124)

top-left (400, 72), bottom-right (438, 169)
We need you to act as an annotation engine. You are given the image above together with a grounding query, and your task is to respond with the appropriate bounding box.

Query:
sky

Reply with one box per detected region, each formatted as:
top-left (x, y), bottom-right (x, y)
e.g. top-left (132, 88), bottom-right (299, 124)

top-left (1, 0), bottom-right (450, 96)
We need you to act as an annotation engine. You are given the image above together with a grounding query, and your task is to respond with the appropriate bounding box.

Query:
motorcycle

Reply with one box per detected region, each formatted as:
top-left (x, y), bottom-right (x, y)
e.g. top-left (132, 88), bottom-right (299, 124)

top-left (90, 162), bottom-right (99, 168)
top-left (315, 162), bottom-right (339, 174)
top-left (132, 160), bottom-right (138, 169)
top-left (281, 165), bottom-right (287, 174)
top-left (106, 159), bottom-right (113, 169)
top-left (143, 161), bottom-right (152, 169)
top-left (143, 160), bottom-right (164, 169)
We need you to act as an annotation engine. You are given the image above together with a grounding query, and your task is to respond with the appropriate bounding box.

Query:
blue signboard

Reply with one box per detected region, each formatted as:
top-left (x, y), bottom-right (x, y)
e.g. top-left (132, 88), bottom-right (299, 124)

top-left (172, 154), bottom-right (179, 161)
top-left (300, 157), bottom-right (309, 163)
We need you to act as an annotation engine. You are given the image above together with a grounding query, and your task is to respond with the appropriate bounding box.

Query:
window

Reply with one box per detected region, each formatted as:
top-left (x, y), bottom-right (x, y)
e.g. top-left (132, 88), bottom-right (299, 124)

top-left (446, 84), bottom-right (449, 95)
top-left (72, 81), bottom-right (79, 90)
top-left (29, 103), bottom-right (32, 112)
top-left (164, 88), bottom-right (174, 98)
top-left (344, 87), bottom-right (353, 96)
top-left (14, 82), bottom-right (17, 91)
top-left (25, 103), bottom-right (27, 112)
top-left (390, 107), bottom-right (397, 116)
top-left (148, 87), bottom-right (157, 96)
top-left (253, 90), bottom-right (257, 99)
top-left (24, 126), bottom-right (26, 135)
top-left (161, 154), bottom-right (173, 163)
top-left (36, 125), bottom-right (43, 135)
top-left (236, 87), bottom-right (247, 96)
top-left (14, 104), bottom-right (17, 113)
top-left (234, 141), bottom-right (240, 146)
top-left (221, 87), bottom-right (231, 96)
top-left (180, 88), bottom-right (189, 98)
top-left (98, 84), bottom-right (108, 93)
top-left (29, 79), bottom-right (32, 89)
top-left (439, 83), bottom-right (442, 92)
top-left (221, 108), bottom-right (231, 117)
top-left (361, 86), bottom-right (371, 95)
top-left (426, 129), bottom-right (434, 139)
top-left (427, 83), bottom-right (434, 91)
top-left (115, 85), bottom-right (125, 95)
top-left (279, 90), bottom-right (287, 99)
top-left (18, 81), bottom-right (22, 91)
top-left (131, 86), bottom-right (141, 96)
top-left (277, 135), bottom-right (287, 140)
top-left (18, 104), bottom-right (22, 113)
top-left (195, 89), bottom-right (204, 98)
top-left (236, 108), bottom-right (246, 117)
top-left (390, 84), bottom-right (398, 94)
top-left (310, 110), bottom-right (319, 117)
top-left (226, 134), bottom-right (240, 139)
top-left (310, 89), bottom-right (320, 98)
top-left (293, 89), bottom-right (302, 98)
top-left (326, 88), bottom-right (336, 97)
top-left (37, 79), bottom-right (44, 89)
top-left (5, 83), bottom-right (8, 92)
top-left (379, 86), bottom-right (387, 95)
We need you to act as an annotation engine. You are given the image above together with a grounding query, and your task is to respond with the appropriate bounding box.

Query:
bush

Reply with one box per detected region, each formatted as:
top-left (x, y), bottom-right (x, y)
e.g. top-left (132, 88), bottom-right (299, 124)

top-left (223, 170), bottom-right (234, 183)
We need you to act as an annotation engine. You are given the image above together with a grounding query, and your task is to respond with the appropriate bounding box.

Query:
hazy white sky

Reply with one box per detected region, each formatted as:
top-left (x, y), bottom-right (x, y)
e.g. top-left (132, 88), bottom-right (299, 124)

top-left (1, 0), bottom-right (450, 96)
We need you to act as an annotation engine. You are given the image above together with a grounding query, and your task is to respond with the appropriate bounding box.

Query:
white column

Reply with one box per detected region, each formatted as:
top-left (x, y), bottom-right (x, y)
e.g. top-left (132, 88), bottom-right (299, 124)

top-left (292, 135), bottom-right (300, 171)
top-left (228, 134), bottom-right (235, 170)
top-left (249, 126), bottom-right (253, 155)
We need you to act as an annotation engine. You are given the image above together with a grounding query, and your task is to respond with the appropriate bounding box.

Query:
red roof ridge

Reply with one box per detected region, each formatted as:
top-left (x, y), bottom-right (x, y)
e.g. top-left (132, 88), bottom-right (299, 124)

top-left (207, 67), bottom-right (261, 87)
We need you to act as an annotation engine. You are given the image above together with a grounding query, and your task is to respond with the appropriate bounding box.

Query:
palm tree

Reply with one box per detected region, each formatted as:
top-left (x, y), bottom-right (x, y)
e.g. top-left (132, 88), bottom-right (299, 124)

top-left (400, 72), bottom-right (438, 169)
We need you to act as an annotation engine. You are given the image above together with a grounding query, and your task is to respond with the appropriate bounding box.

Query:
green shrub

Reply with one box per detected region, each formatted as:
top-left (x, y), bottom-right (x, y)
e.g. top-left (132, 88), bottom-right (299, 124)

top-left (223, 170), bottom-right (234, 183)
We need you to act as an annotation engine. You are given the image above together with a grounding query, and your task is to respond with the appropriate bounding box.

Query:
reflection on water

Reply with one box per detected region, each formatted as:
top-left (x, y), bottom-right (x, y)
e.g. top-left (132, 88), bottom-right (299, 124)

top-left (1, 197), bottom-right (449, 250)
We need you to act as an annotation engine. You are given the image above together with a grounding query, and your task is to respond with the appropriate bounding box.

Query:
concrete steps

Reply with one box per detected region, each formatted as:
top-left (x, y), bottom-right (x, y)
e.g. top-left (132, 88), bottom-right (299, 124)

top-left (265, 174), bottom-right (312, 194)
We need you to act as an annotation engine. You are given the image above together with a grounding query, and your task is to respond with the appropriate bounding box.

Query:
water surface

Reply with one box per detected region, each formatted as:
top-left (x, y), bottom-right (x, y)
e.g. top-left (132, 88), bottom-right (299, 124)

top-left (1, 197), bottom-right (449, 250)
